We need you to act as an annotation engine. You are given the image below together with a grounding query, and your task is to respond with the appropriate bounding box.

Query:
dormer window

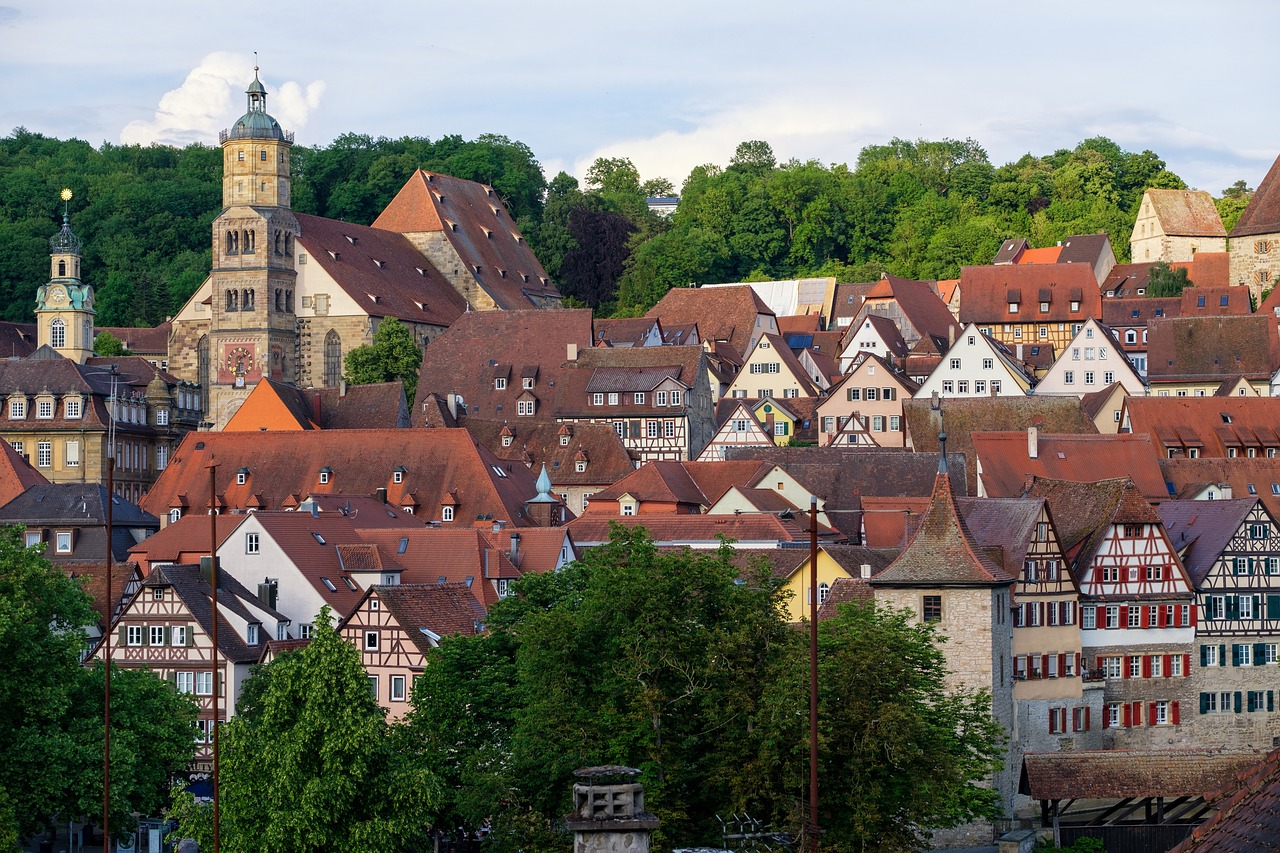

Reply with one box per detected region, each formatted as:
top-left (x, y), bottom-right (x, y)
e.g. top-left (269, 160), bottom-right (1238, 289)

top-left (169, 508), bottom-right (182, 523)
top-left (64, 397), bottom-right (81, 419)
top-left (442, 505), bottom-right (454, 522)
top-left (522, 377), bottom-right (534, 390)
top-left (593, 393), bottom-right (604, 406)
top-left (1039, 302), bottom-right (1049, 313)
top-left (560, 434), bottom-right (570, 446)
top-left (671, 390), bottom-right (682, 406)
top-left (502, 434), bottom-right (513, 447)
top-left (517, 400), bottom-right (534, 416)
top-left (394, 467), bottom-right (406, 484)
top-left (1071, 301), bottom-right (1081, 312)
top-left (319, 467), bottom-right (333, 485)
top-left (35, 398), bottom-right (54, 420)
top-left (634, 392), bottom-right (645, 405)
top-left (495, 377), bottom-right (507, 390)
top-left (236, 468), bottom-right (249, 486)
top-left (576, 461), bottom-right (587, 473)
top-left (1008, 302), bottom-right (1019, 314)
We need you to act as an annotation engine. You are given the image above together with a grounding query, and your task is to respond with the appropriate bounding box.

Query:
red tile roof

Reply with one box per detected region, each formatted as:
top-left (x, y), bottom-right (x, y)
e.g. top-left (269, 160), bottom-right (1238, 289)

top-left (972, 432), bottom-right (1167, 499)
top-left (295, 211), bottom-right (468, 326)
top-left (1160, 457), bottom-right (1280, 520)
top-left (355, 528), bottom-right (528, 608)
top-left (141, 429), bottom-right (546, 527)
top-left (250, 512), bottom-right (378, 614)
top-left (465, 419), bottom-right (635, 487)
top-left (566, 513), bottom-right (822, 546)
top-left (1170, 747), bottom-right (1280, 853)
top-left (1173, 253), bottom-right (1231, 288)
top-left (1178, 285), bottom-right (1250, 316)
top-left (958, 263), bottom-right (1101, 325)
top-left (127, 514), bottom-right (247, 575)
top-left (870, 468), bottom-right (1013, 586)
top-left (372, 170), bottom-right (558, 308)
top-left (1230, 155), bottom-right (1280, 239)
top-left (361, 583), bottom-right (487, 655)
top-left (1021, 750), bottom-right (1262, 801)
top-left (857, 275), bottom-right (961, 343)
top-left (1125, 396), bottom-right (1280, 458)
top-left (858, 496), bottom-right (930, 548)
top-left (0, 438), bottom-right (48, 507)
top-left (647, 285), bottom-right (776, 359)
top-left (1014, 246), bottom-right (1062, 265)
top-left (1147, 190), bottom-right (1228, 237)
top-left (96, 322), bottom-right (172, 356)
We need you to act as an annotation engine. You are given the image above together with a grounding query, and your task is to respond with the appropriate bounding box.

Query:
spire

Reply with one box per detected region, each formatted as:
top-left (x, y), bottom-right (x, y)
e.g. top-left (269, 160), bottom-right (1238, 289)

top-left (938, 428), bottom-right (948, 475)
top-left (528, 463), bottom-right (558, 504)
top-left (50, 188), bottom-right (82, 257)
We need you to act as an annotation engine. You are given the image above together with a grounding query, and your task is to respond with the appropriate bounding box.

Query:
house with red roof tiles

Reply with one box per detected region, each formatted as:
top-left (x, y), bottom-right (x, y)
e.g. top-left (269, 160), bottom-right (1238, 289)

top-left (849, 274), bottom-right (960, 350)
top-left (973, 429), bottom-right (1168, 500)
top-left (913, 324), bottom-right (1035, 400)
top-left (698, 399), bottom-right (777, 461)
top-left (773, 544), bottom-right (896, 623)
top-left (1025, 478), bottom-right (1195, 748)
top-left (836, 314), bottom-right (909, 373)
top-left (142, 429), bottom-right (562, 530)
top-left (566, 512), bottom-right (835, 549)
top-left (1131, 189), bottom-right (1227, 265)
top-left (1033, 318), bottom-right (1145, 398)
top-left (338, 583), bottom-right (486, 719)
top-left (592, 316), bottom-right (665, 348)
top-left (647, 284), bottom-right (779, 362)
top-left (869, 451), bottom-right (1018, 815)
top-left (223, 376), bottom-right (409, 431)
top-left (89, 562), bottom-right (290, 770)
top-left (1145, 315), bottom-right (1280, 397)
top-left (1122, 396), bottom-right (1280, 461)
top-left (818, 352), bottom-right (918, 448)
top-left (958, 263), bottom-right (1102, 355)
top-left (1158, 498), bottom-right (1280, 749)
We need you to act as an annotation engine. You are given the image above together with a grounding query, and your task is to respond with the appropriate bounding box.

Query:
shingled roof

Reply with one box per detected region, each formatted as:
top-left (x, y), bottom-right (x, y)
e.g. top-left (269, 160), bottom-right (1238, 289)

top-left (1157, 499), bottom-right (1260, 587)
top-left (0, 483), bottom-right (159, 562)
top-left (647, 285), bottom-right (776, 360)
top-left (958, 263), bottom-right (1101, 325)
top-left (141, 429), bottom-right (546, 527)
top-left (1170, 747), bottom-right (1280, 853)
top-left (972, 431), bottom-right (1167, 500)
top-left (361, 583), bottom-right (487, 655)
top-left (372, 170), bottom-right (558, 308)
top-left (870, 458), bottom-right (1013, 586)
top-left (1146, 315), bottom-right (1280, 383)
top-left (1021, 750), bottom-right (1263, 801)
top-left (1160, 457), bottom-right (1280, 520)
top-left (1230, 154), bottom-right (1280, 239)
top-left (1125, 396), bottom-right (1280, 458)
top-left (1023, 477), bottom-right (1154, 571)
top-left (1147, 189), bottom-right (1229, 237)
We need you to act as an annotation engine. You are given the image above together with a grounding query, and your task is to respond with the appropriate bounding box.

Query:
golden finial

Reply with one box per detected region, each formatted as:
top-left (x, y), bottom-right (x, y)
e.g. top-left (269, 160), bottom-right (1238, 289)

top-left (60, 188), bottom-right (72, 202)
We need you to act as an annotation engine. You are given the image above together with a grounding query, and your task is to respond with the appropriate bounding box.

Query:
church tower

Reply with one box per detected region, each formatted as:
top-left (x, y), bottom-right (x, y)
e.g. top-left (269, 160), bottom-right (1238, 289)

top-left (36, 189), bottom-right (95, 363)
top-left (207, 66), bottom-right (300, 427)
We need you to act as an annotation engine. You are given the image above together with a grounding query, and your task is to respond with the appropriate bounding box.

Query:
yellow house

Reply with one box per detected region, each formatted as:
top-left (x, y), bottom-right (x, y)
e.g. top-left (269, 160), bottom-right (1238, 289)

top-left (772, 544), bottom-right (898, 623)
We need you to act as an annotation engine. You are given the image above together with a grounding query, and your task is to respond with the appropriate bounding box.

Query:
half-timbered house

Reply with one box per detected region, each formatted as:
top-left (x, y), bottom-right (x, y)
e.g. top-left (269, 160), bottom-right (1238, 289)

top-left (697, 400), bottom-right (775, 461)
top-left (1026, 478), bottom-right (1196, 747)
top-left (91, 563), bottom-right (289, 769)
top-left (337, 583), bottom-right (485, 719)
top-left (1159, 498), bottom-right (1280, 749)
top-left (816, 353), bottom-right (917, 448)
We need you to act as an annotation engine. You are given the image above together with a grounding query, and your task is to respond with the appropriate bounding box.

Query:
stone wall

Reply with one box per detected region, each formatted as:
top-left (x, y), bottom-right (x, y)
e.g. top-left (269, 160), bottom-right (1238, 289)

top-left (401, 232), bottom-right (499, 311)
top-left (1229, 235), bottom-right (1280, 303)
top-left (1189, 635), bottom-right (1280, 750)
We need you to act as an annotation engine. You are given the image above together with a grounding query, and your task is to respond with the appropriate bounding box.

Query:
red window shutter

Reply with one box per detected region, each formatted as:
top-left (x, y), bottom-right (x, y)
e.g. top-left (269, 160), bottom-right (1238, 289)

top-left (1076, 652), bottom-right (1082, 674)
top-left (1163, 654), bottom-right (1172, 676)
top-left (1085, 706), bottom-right (1091, 730)
top-left (1123, 655), bottom-right (1132, 678)
top-left (1102, 705), bottom-right (1111, 728)
top-left (1190, 607), bottom-right (1197, 627)
top-left (1122, 704), bottom-right (1131, 727)
top-left (1172, 701), bottom-right (1180, 725)
top-left (1142, 655), bottom-right (1152, 678)
top-left (1158, 606), bottom-right (1167, 627)
top-left (1119, 605), bottom-right (1129, 626)
top-left (1049, 710), bottom-right (1058, 734)
top-left (1149, 702), bottom-right (1157, 724)
top-left (1132, 701), bottom-right (1143, 726)
top-left (1042, 654), bottom-right (1050, 678)
top-left (1059, 653), bottom-right (1067, 675)
top-left (1183, 654), bottom-right (1191, 675)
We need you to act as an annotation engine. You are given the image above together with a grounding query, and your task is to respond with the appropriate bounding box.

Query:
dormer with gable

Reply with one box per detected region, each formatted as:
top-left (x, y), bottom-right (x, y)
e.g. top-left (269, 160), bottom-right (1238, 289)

top-left (838, 314), bottom-right (908, 373)
top-left (914, 324), bottom-right (1034, 400)
top-left (818, 353), bottom-right (917, 448)
top-left (724, 334), bottom-right (818, 401)
top-left (1033, 318), bottom-right (1146, 397)
top-left (1027, 478), bottom-right (1195, 747)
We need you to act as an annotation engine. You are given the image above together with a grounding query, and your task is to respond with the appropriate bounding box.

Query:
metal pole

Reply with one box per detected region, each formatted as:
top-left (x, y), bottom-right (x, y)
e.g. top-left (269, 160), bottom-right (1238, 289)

top-left (808, 495), bottom-right (820, 853)
top-left (103, 453), bottom-right (113, 853)
top-left (208, 462), bottom-right (220, 853)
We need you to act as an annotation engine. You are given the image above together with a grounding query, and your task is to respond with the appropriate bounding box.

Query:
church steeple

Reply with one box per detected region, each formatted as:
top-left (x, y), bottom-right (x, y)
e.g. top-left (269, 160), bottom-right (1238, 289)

top-left (36, 189), bottom-right (95, 363)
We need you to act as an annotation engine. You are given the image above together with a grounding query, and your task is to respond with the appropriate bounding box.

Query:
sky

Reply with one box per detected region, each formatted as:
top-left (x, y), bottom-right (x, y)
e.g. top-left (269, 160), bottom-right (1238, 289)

top-left (2, 0), bottom-right (1279, 197)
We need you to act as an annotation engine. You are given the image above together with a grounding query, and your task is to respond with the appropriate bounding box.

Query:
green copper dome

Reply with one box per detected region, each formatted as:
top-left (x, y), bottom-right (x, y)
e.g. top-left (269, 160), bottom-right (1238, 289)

top-left (226, 67), bottom-right (287, 141)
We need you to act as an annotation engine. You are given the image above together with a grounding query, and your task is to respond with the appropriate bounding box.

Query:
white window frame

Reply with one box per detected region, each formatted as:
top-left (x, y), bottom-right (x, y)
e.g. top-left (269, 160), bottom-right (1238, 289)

top-left (442, 505), bottom-right (454, 522)
top-left (150, 625), bottom-right (166, 646)
top-left (195, 671), bottom-right (214, 696)
top-left (390, 674), bottom-right (407, 702)
top-left (245, 532), bottom-right (260, 554)
top-left (126, 625), bottom-right (143, 646)
top-left (176, 671), bottom-right (194, 694)
top-left (364, 630), bottom-right (379, 651)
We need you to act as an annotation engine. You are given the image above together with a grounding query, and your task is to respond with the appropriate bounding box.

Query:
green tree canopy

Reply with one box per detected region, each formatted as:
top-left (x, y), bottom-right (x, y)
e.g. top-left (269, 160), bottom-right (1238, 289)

top-left (173, 608), bottom-right (438, 853)
top-left (1147, 260), bottom-right (1192, 297)
top-left (93, 330), bottom-right (129, 356)
top-left (342, 317), bottom-right (422, 402)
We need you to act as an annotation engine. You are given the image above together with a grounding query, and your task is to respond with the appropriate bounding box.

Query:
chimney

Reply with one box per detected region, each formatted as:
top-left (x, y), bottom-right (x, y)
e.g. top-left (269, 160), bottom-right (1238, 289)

top-left (1028, 425), bottom-right (1039, 459)
top-left (1016, 343), bottom-right (1023, 360)
top-left (447, 393), bottom-right (458, 420)
top-left (860, 563), bottom-right (872, 579)
top-left (567, 342), bottom-right (578, 362)
top-left (340, 379), bottom-right (347, 397)
top-left (509, 532), bottom-right (520, 564)
top-left (375, 487), bottom-right (388, 504)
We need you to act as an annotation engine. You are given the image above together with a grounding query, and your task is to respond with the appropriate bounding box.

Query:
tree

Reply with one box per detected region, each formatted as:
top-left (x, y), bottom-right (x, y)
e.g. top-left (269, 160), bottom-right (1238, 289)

top-left (173, 609), bottom-right (438, 853)
top-left (343, 317), bottom-right (422, 402)
top-left (757, 600), bottom-right (1005, 853)
top-left (1147, 260), bottom-right (1192, 297)
top-left (93, 331), bottom-right (129, 356)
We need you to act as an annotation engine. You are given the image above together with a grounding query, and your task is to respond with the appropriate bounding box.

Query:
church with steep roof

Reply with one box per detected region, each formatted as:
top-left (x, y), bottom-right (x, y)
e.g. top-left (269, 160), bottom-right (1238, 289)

top-left (165, 68), bottom-right (560, 427)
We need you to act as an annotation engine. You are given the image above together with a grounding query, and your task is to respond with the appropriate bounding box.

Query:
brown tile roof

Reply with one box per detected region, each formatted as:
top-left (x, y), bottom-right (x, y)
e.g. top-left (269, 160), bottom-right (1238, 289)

top-left (858, 275), bottom-right (961, 342)
top-left (593, 317), bottom-right (661, 347)
top-left (411, 308), bottom-right (595, 424)
top-left (141, 429), bottom-right (546, 527)
top-left (588, 460), bottom-right (773, 508)
top-left (859, 496), bottom-right (931, 548)
top-left (1102, 262), bottom-right (1154, 296)
top-left (295, 212), bottom-right (468, 326)
top-left (315, 382), bottom-right (409, 429)
top-left (362, 583), bottom-right (487, 655)
top-left (482, 526), bottom-right (574, 575)
top-left (302, 494), bottom-right (424, 528)
top-left (1178, 286), bottom-right (1251, 316)
top-left (1147, 189), bottom-right (1228, 237)
top-left (858, 314), bottom-right (910, 359)
top-left (1170, 747), bottom-right (1280, 853)
top-left (816, 577), bottom-right (875, 619)
top-left (1101, 295), bottom-right (1181, 326)
top-left (96, 322), bottom-right (171, 356)
top-left (250, 511), bottom-right (389, 614)
top-left (465, 419), bottom-right (635, 487)
top-left (870, 468), bottom-right (1013, 586)
top-left (0, 322), bottom-right (36, 359)
top-left (354, 528), bottom-right (525, 609)
top-left (831, 283), bottom-right (876, 324)
top-left (1230, 154), bottom-right (1280, 238)
top-left (64, 561), bottom-right (142, 628)
top-left (646, 285), bottom-right (775, 359)
top-left (956, 496), bottom-right (1052, 580)
top-left (958, 263), bottom-right (1101, 325)
top-left (902, 397), bottom-right (1097, 490)
top-left (126, 513), bottom-right (247, 574)
top-left (136, 562), bottom-right (281, 663)
top-left (821, 544), bottom-right (898, 580)
top-left (371, 170), bottom-right (558, 308)
top-left (724, 446), bottom-right (967, 541)
top-left (777, 315), bottom-right (820, 334)
top-left (1057, 233), bottom-right (1113, 268)
top-left (1021, 750), bottom-right (1263, 801)
top-left (993, 238), bottom-right (1031, 264)
top-left (551, 344), bottom-right (707, 419)
top-left (724, 547), bottom-right (809, 583)
top-left (1157, 498), bottom-right (1260, 587)
top-left (0, 437), bottom-right (48, 507)
top-left (1173, 253), bottom-right (1231, 289)
top-left (1160, 457), bottom-right (1280, 520)
top-left (566, 513), bottom-right (822, 546)
top-left (1023, 477), bottom-right (1156, 570)
top-left (972, 432), bottom-right (1167, 499)
top-left (1125, 396), bottom-right (1280, 458)
top-left (417, 392), bottom-right (460, 428)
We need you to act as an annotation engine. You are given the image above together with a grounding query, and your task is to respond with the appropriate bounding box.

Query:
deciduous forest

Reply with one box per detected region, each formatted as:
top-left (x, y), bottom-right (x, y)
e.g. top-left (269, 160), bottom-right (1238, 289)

top-left (0, 127), bottom-right (1250, 327)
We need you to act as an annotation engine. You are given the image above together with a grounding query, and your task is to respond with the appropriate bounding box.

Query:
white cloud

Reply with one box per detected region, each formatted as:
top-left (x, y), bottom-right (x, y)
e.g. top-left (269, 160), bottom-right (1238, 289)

top-left (120, 52), bottom-right (324, 146)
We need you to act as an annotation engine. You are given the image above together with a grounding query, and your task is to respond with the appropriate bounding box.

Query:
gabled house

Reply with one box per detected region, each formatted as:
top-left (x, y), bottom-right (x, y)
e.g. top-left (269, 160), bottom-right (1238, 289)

top-left (913, 324), bottom-right (1035, 400)
top-left (337, 583), bottom-right (486, 719)
top-left (1158, 499), bottom-right (1280, 747)
top-left (1159, 457), bottom-right (1280, 521)
top-left (1229, 152), bottom-right (1280, 299)
top-left (769, 544), bottom-right (897, 623)
top-left (0, 483), bottom-right (159, 562)
top-left (699, 399), bottom-right (778, 461)
top-left (837, 314), bottom-right (909, 373)
top-left (972, 429), bottom-right (1168, 500)
top-left (1080, 382), bottom-right (1131, 434)
top-left (830, 282), bottom-right (876, 330)
top-left (1145, 315), bottom-right (1280, 397)
top-left (583, 459), bottom-right (784, 516)
top-left (1057, 233), bottom-right (1117, 286)
top-left (223, 377), bottom-right (410, 431)
top-left (646, 284), bottom-right (779, 362)
top-left (701, 278), bottom-right (837, 330)
top-left (724, 334), bottom-right (819, 401)
top-left (592, 316), bottom-right (665, 348)
top-left (1130, 189), bottom-right (1227, 264)
top-left (869, 449), bottom-right (1017, 813)
top-left (1025, 478), bottom-right (1195, 747)
top-left (850, 275), bottom-right (960, 349)
top-left (90, 562), bottom-right (289, 769)
top-left (817, 353), bottom-right (917, 448)
top-left (1032, 318), bottom-right (1145, 397)
top-left (958, 263), bottom-right (1101, 354)
top-left (127, 514), bottom-right (246, 577)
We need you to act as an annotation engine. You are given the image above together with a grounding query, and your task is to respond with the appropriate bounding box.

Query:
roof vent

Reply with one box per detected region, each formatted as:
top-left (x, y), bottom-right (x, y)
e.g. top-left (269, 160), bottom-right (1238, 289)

top-left (344, 235), bottom-right (357, 245)
top-left (327, 250), bottom-right (339, 260)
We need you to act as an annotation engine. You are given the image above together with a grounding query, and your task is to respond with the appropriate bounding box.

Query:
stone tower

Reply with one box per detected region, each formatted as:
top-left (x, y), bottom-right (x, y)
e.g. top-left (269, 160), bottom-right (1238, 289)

top-left (565, 767), bottom-right (659, 853)
top-left (207, 67), bottom-right (300, 427)
top-left (36, 191), bottom-right (95, 363)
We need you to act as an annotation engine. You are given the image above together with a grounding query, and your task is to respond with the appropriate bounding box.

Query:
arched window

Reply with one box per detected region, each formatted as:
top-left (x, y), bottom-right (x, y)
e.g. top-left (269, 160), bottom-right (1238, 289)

top-left (1125, 329), bottom-right (1137, 345)
top-left (274, 230), bottom-right (282, 255)
top-left (275, 289), bottom-right (283, 311)
top-left (284, 233), bottom-right (293, 256)
top-left (197, 336), bottom-right (210, 413)
top-left (242, 289), bottom-right (254, 310)
top-left (226, 231), bottom-right (238, 254)
top-left (324, 330), bottom-right (342, 388)
top-left (50, 318), bottom-right (65, 349)
top-left (226, 290), bottom-right (238, 312)
top-left (57, 260), bottom-right (66, 277)
top-left (286, 290), bottom-right (294, 313)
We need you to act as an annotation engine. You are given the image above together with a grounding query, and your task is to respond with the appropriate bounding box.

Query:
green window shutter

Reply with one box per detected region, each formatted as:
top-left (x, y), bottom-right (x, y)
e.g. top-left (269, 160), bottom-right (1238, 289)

top-left (1200, 692), bottom-right (1210, 714)
top-left (187, 625), bottom-right (195, 647)
top-left (1227, 595), bottom-right (1240, 620)
top-left (1233, 644), bottom-right (1242, 666)
top-left (143, 625), bottom-right (151, 646)
top-left (1220, 644), bottom-right (1227, 666)
top-left (1235, 691), bottom-right (1243, 713)
top-left (1200, 645), bottom-right (1209, 667)
top-left (1248, 692), bottom-right (1257, 713)
top-left (1256, 643), bottom-right (1267, 665)
top-left (1268, 594), bottom-right (1280, 621)
top-left (117, 625), bottom-right (126, 645)
top-left (1270, 691), bottom-right (1276, 713)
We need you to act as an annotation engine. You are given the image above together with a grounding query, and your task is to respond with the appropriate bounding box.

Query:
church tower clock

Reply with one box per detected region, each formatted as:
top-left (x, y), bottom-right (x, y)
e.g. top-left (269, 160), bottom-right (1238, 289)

top-left (207, 66), bottom-right (300, 426)
top-left (36, 189), bottom-right (95, 364)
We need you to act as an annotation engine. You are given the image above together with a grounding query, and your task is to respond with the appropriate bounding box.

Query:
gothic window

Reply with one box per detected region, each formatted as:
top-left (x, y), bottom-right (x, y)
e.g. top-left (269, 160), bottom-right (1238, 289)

top-left (274, 289), bottom-right (283, 311)
top-left (50, 318), bottom-right (65, 349)
top-left (284, 233), bottom-right (293, 256)
top-left (242, 229), bottom-right (254, 253)
top-left (324, 330), bottom-right (342, 388)
top-left (274, 230), bottom-right (282, 255)
top-left (286, 291), bottom-right (294, 312)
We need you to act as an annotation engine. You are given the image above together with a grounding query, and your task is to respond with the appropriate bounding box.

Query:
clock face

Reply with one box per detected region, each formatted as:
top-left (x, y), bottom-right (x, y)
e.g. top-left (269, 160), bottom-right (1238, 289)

top-left (48, 287), bottom-right (66, 305)
top-left (226, 346), bottom-right (254, 374)
top-left (218, 342), bottom-right (260, 385)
